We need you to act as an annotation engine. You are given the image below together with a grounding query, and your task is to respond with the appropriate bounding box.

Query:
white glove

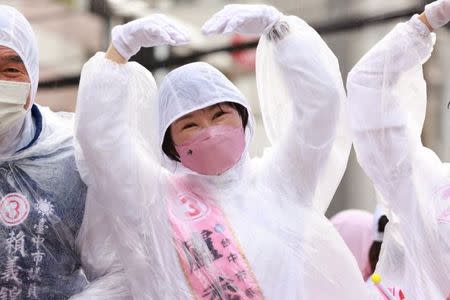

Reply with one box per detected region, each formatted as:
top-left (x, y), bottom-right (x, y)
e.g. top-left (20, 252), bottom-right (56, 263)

top-left (202, 4), bottom-right (282, 36)
top-left (112, 14), bottom-right (190, 61)
top-left (425, 0), bottom-right (450, 29)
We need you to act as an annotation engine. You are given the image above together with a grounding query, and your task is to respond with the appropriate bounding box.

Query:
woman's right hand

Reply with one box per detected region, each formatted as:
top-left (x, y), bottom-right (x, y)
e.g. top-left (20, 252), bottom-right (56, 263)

top-left (109, 14), bottom-right (190, 62)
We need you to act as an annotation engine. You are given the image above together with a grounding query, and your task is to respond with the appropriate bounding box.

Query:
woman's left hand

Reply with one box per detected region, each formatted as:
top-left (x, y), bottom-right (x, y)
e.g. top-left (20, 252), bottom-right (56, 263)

top-left (202, 4), bottom-right (282, 36)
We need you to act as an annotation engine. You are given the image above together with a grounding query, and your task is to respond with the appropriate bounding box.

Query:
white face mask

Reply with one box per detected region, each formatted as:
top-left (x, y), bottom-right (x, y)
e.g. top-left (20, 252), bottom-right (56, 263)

top-left (0, 79), bottom-right (30, 131)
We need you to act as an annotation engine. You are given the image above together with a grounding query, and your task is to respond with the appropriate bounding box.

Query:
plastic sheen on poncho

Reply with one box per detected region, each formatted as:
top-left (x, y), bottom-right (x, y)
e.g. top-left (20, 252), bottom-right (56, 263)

top-left (75, 15), bottom-right (378, 299)
top-left (348, 14), bottom-right (450, 299)
top-left (0, 5), bottom-right (89, 298)
top-left (0, 5), bottom-right (130, 299)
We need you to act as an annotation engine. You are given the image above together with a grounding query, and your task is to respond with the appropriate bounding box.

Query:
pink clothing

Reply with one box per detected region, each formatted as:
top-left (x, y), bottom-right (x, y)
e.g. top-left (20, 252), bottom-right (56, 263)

top-left (331, 209), bottom-right (373, 281)
top-left (175, 125), bottom-right (246, 176)
top-left (169, 189), bottom-right (263, 299)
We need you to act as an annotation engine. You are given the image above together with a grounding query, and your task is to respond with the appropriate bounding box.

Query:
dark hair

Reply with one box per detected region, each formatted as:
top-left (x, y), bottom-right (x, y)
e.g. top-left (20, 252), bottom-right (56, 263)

top-left (368, 215), bottom-right (389, 273)
top-left (162, 102), bottom-right (249, 161)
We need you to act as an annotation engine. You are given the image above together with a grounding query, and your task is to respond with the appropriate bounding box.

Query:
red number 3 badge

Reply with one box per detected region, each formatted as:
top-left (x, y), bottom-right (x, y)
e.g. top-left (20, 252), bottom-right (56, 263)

top-left (0, 193), bottom-right (30, 227)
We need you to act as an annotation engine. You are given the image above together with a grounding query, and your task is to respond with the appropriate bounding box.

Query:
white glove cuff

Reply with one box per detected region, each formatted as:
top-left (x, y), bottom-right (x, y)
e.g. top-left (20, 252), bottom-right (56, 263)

top-left (111, 25), bottom-right (134, 61)
top-left (425, 0), bottom-right (450, 29)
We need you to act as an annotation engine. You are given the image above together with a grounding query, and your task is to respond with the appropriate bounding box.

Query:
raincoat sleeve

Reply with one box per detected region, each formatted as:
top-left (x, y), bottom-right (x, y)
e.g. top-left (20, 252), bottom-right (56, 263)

top-left (256, 16), bottom-right (351, 212)
top-left (73, 52), bottom-right (161, 297)
top-left (347, 16), bottom-right (450, 298)
top-left (347, 15), bottom-right (435, 217)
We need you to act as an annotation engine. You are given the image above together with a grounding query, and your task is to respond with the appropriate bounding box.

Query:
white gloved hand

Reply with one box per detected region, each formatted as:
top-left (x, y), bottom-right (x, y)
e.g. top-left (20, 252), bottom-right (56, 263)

top-left (202, 4), bottom-right (282, 36)
top-left (112, 14), bottom-right (190, 61)
top-left (425, 0), bottom-right (450, 29)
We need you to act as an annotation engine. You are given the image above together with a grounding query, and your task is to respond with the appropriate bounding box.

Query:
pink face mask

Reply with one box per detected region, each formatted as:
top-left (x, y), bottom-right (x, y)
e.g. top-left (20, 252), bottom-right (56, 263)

top-left (175, 125), bottom-right (246, 176)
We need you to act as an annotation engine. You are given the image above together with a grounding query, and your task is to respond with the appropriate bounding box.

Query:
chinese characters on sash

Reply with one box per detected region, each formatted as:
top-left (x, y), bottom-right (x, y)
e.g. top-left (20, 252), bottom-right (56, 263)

top-left (169, 191), bottom-right (263, 300)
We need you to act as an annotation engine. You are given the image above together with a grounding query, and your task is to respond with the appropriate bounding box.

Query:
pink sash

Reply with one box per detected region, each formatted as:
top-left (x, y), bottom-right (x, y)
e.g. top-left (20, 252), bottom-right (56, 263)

top-left (168, 189), bottom-right (264, 300)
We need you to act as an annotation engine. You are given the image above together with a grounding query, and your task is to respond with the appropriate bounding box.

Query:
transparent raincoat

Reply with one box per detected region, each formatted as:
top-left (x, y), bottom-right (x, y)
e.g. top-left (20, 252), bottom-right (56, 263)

top-left (348, 14), bottom-right (450, 299)
top-left (75, 14), bottom-right (377, 299)
top-left (0, 5), bottom-right (127, 299)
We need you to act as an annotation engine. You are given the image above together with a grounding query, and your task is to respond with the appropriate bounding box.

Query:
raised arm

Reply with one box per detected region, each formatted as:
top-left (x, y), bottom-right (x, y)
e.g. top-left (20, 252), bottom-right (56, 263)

top-left (257, 15), bottom-right (349, 212)
top-left (203, 4), bottom-right (350, 211)
top-left (348, 2), bottom-right (449, 201)
top-left (75, 14), bottom-right (189, 184)
top-left (347, 1), bottom-right (450, 297)
top-left (347, 13), bottom-right (435, 214)
top-left (73, 14), bottom-right (189, 297)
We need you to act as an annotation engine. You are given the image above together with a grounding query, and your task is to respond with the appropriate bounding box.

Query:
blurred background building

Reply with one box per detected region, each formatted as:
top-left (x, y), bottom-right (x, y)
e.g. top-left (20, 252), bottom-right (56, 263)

top-left (4, 0), bottom-right (449, 216)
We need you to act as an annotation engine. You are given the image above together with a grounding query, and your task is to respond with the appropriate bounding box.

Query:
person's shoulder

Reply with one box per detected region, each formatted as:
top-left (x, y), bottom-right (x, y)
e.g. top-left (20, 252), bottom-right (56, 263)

top-left (54, 110), bottom-right (75, 121)
top-left (37, 105), bottom-right (74, 126)
top-left (12, 105), bottom-right (75, 158)
top-left (35, 105), bottom-right (74, 147)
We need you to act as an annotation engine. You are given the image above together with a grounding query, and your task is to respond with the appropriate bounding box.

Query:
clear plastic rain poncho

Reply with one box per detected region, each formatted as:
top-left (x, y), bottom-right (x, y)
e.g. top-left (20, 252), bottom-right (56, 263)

top-left (0, 5), bottom-right (90, 298)
top-left (75, 15), bottom-right (376, 299)
top-left (348, 14), bottom-right (450, 299)
top-left (0, 5), bottom-right (128, 299)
